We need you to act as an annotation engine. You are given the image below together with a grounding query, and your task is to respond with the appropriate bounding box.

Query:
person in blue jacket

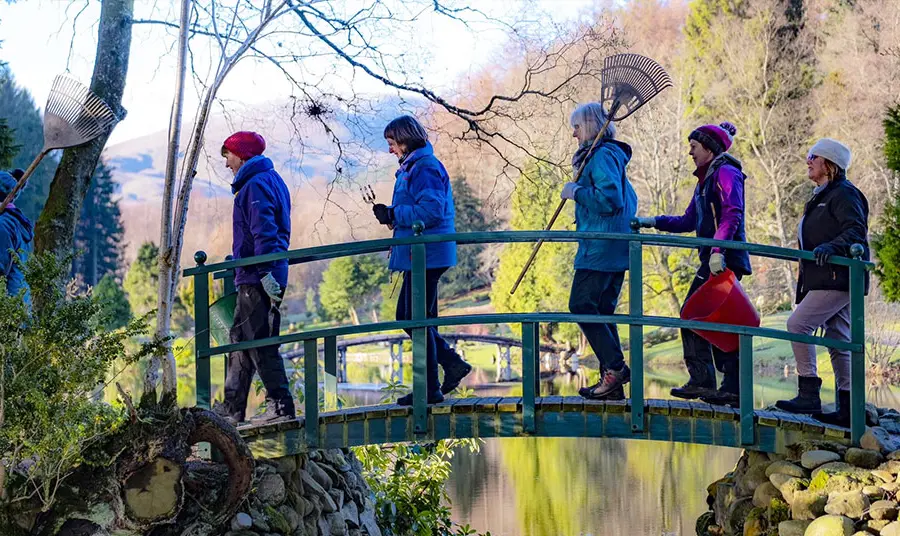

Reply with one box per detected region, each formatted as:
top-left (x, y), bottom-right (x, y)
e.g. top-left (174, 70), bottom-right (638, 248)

top-left (372, 115), bottom-right (471, 406)
top-left (214, 131), bottom-right (295, 426)
top-left (0, 169), bottom-right (33, 307)
top-left (562, 103), bottom-right (638, 400)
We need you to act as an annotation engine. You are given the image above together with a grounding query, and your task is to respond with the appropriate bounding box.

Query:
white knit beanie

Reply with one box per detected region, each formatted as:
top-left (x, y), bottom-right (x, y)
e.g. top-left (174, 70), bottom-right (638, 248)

top-left (809, 138), bottom-right (852, 170)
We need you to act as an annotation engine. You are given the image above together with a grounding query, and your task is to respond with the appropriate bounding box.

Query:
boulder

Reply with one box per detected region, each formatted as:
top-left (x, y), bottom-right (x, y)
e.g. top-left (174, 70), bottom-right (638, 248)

top-left (738, 460), bottom-right (774, 496)
top-left (880, 460), bottom-right (900, 474)
top-left (230, 513), bottom-right (253, 531)
top-left (883, 521), bottom-right (900, 536)
top-left (873, 470), bottom-right (895, 482)
top-left (802, 515), bottom-right (855, 536)
top-left (306, 460), bottom-right (334, 491)
top-left (256, 474), bottom-right (287, 506)
top-left (777, 519), bottom-right (811, 536)
top-left (883, 483), bottom-right (900, 494)
top-left (743, 510), bottom-right (766, 536)
top-left (341, 500), bottom-right (360, 529)
top-left (844, 448), bottom-right (884, 469)
top-left (868, 519), bottom-right (892, 532)
top-left (358, 507), bottom-right (382, 536)
top-left (754, 482), bottom-right (784, 508)
top-left (870, 499), bottom-right (899, 521)
top-left (325, 512), bottom-right (346, 536)
top-left (277, 505), bottom-right (300, 533)
top-left (787, 441), bottom-right (848, 461)
top-left (880, 413), bottom-right (900, 435)
top-left (888, 450), bottom-right (900, 461)
top-left (726, 497), bottom-right (755, 535)
top-left (779, 477), bottom-right (811, 505)
top-left (767, 461), bottom-right (808, 479)
top-left (771, 473), bottom-right (796, 489)
top-left (274, 456), bottom-right (297, 477)
top-left (812, 463), bottom-right (858, 480)
top-left (802, 451), bottom-right (842, 470)
top-left (249, 507), bottom-right (270, 532)
top-left (862, 486), bottom-right (885, 500)
top-left (791, 490), bottom-right (828, 520)
top-left (300, 471), bottom-right (338, 513)
top-left (823, 491), bottom-right (869, 519)
top-left (862, 427), bottom-right (900, 454)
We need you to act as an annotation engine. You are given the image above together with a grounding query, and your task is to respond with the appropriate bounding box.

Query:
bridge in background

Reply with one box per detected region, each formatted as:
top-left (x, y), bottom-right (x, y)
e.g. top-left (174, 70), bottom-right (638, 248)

top-left (185, 225), bottom-right (871, 457)
top-left (280, 332), bottom-right (564, 383)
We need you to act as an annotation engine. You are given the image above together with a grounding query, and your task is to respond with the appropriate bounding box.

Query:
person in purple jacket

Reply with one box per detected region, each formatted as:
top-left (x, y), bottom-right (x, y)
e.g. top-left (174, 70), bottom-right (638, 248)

top-left (635, 122), bottom-right (751, 407)
top-left (213, 131), bottom-right (295, 426)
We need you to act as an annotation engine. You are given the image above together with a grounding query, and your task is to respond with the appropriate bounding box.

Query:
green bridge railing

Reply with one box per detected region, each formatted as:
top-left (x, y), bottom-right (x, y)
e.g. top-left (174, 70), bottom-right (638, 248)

top-left (184, 225), bottom-right (872, 448)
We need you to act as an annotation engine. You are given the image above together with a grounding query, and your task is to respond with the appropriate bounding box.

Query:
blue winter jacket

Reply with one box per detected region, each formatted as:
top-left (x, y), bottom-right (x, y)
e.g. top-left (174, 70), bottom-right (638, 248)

top-left (572, 139), bottom-right (638, 272)
top-left (388, 143), bottom-right (456, 272)
top-left (231, 156), bottom-right (291, 288)
top-left (0, 205), bottom-right (34, 306)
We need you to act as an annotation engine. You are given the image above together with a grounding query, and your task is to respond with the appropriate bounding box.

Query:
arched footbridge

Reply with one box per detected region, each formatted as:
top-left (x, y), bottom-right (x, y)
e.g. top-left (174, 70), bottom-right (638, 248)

top-left (184, 225), bottom-right (871, 457)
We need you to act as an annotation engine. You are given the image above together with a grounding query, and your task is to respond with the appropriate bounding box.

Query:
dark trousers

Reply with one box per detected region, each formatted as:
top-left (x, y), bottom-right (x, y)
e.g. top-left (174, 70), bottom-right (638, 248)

top-left (224, 284), bottom-right (293, 418)
top-left (396, 268), bottom-right (457, 392)
top-left (681, 266), bottom-right (740, 394)
top-left (568, 270), bottom-right (627, 371)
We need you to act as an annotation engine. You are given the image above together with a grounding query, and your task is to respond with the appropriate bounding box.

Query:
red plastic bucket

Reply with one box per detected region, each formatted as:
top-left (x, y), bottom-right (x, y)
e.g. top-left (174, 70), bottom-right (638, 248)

top-left (680, 269), bottom-right (760, 352)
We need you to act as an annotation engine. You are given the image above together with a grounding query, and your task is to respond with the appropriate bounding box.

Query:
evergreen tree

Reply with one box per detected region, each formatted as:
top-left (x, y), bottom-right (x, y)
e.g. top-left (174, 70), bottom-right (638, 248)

top-left (123, 242), bottom-right (160, 317)
top-left (441, 176), bottom-right (494, 298)
top-left (872, 106), bottom-right (900, 301)
top-left (71, 160), bottom-right (124, 286)
top-left (0, 67), bottom-right (58, 220)
top-left (92, 273), bottom-right (132, 331)
top-left (0, 117), bottom-right (18, 168)
top-left (319, 254), bottom-right (389, 324)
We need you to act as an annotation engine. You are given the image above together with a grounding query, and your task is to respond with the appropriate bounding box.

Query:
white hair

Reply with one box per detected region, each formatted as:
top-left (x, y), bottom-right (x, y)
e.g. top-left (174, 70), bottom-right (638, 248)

top-left (570, 103), bottom-right (616, 141)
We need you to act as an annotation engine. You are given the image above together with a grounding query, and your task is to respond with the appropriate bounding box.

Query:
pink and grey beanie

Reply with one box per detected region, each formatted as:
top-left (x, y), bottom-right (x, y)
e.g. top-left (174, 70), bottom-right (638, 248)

top-left (222, 131), bottom-right (266, 161)
top-left (689, 122), bottom-right (737, 155)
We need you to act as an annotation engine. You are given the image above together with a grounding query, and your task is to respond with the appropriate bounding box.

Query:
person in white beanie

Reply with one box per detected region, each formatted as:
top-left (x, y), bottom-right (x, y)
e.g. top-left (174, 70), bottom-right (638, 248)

top-left (775, 138), bottom-right (869, 427)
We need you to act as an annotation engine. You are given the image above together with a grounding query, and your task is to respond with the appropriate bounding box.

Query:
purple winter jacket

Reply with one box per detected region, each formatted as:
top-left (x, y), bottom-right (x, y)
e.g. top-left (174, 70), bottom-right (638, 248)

top-left (655, 153), bottom-right (752, 275)
top-left (231, 155), bottom-right (291, 288)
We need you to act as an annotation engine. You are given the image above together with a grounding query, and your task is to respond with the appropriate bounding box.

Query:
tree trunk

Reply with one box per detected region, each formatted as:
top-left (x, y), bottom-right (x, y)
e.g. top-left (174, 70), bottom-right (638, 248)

top-left (33, 0), bottom-right (133, 287)
top-left (349, 307), bottom-right (360, 326)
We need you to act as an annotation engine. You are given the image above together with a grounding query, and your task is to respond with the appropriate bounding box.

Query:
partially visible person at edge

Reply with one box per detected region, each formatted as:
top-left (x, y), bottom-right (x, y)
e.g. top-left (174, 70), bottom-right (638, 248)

top-left (372, 115), bottom-right (472, 406)
top-left (0, 168), bottom-right (33, 308)
top-left (775, 139), bottom-right (869, 428)
top-left (636, 121), bottom-right (751, 407)
top-left (562, 103), bottom-right (638, 400)
top-left (212, 131), bottom-right (295, 426)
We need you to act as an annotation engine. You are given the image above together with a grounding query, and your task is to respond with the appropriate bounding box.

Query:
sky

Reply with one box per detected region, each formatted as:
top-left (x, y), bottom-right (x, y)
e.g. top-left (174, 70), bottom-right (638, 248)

top-left (1, 0), bottom-right (598, 146)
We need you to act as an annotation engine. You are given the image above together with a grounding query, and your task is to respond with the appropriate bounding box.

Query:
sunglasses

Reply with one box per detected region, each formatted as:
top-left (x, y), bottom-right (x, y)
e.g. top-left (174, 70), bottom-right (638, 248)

top-left (807, 154), bottom-right (820, 163)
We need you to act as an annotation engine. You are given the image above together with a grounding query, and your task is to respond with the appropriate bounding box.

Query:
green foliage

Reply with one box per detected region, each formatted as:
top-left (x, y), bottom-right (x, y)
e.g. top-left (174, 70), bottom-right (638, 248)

top-left (92, 273), bottom-right (131, 331)
top-left (71, 160), bottom-right (125, 287)
top-left (304, 286), bottom-right (318, 321)
top-left (441, 176), bottom-right (493, 298)
top-left (0, 253), bottom-right (157, 513)
top-left (123, 242), bottom-right (160, 317)
top-left (873, 106), bottom-right (900, 302)
top-left (0, 66), bottom-right (59, 220)
top-left (319, 254), bottom-right (389, 324)
top-left (354, 440), bottom-right (489, 536)
top-left (490, 161), bottom-right (580, 345)
top-left (0, 117), bottom-right (18, 168)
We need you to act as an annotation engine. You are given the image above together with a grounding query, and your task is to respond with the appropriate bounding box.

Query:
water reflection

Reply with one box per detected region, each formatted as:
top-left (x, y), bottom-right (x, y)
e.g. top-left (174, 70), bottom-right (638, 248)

top-left (448, 437), bottom-right (740, 536)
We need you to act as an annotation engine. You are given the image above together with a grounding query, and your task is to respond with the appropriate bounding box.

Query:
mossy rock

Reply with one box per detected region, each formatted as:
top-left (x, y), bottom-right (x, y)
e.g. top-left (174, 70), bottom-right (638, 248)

top-left (696, 511), bottom-right (716, 536)
top-left (786, 441), bottom-right (849, 461)
top-left (808, 469), bottom-right (880, 495)
top-left (767, 498), bottom-right (790, 526)
top-left (727, 497), bottom-right (755, 535)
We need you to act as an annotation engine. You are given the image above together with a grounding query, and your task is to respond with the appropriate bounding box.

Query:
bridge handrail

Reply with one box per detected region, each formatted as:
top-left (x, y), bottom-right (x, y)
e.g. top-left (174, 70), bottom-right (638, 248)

top-left (187, 226), bottom-right (870, 449)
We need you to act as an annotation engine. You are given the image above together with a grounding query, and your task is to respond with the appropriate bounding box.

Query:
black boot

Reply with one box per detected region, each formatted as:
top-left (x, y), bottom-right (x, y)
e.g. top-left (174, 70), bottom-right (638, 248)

top-left (816, 389), bottom-right (850, 428)
top-left (775, 376), bottom-right (822, 414)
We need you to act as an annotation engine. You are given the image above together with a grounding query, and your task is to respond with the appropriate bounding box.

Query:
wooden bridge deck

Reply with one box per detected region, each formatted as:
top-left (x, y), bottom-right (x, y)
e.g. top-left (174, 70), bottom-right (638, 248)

top-left (237, 397), bottom-right (850, 458)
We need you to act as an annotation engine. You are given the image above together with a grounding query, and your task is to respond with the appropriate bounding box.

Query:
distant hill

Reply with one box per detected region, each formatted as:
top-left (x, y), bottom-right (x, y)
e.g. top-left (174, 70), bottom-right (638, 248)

top-left (104, 100), bottom-right (404, 268)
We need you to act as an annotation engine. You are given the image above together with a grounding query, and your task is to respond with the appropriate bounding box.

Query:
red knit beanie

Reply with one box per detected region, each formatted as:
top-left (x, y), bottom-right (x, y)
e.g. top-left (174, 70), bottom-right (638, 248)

top-left (222, 131), bottom-right (266, 161)
top-left (688, 122), bottom-right (737, 155)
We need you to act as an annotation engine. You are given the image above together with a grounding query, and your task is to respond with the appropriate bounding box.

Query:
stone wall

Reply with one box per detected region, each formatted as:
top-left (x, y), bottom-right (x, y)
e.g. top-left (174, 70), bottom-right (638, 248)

top-left (697, 409), bottom-right (900, 536)
top-left (223, 449), bottom-right (382, 536)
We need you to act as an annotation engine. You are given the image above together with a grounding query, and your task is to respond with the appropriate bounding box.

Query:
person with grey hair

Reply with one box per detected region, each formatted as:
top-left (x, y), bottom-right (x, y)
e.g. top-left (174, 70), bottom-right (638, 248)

top-left (562, 102), bottom-right (638, 400)
top-left (0, 168), bottom-right (34, 307)
top-left (775, 138), bottom-right (869, 428)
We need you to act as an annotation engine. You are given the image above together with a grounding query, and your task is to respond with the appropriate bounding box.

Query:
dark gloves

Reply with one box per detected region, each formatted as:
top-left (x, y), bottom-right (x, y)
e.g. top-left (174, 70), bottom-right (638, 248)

top-left (812, 243), bottom-right (840, 266)
top-left (373, 203), bottom-right (393, 225)
top-left (11, 169), bottom-right (24, 180)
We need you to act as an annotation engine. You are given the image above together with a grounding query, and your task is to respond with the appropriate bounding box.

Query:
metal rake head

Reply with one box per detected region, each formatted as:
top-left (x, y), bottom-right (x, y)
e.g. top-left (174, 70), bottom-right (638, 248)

top-left (42, 74), bottom-right (118, 151)
top-left (360, 184), bottom-right (376, 205)
top-left (600, 53), bottom-right (673, 121)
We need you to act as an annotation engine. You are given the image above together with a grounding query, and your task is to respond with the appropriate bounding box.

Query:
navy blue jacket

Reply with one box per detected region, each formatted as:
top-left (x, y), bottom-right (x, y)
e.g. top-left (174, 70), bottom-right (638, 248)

top-left (0, 204), bottom-right (34, 305)
top-left (388, 143), bottom-right (456, 272)
top-left (231, 156), bottom-right (291, 288)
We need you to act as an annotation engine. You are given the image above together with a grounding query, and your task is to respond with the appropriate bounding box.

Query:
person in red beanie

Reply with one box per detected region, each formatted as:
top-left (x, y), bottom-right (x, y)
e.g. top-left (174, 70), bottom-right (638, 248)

top-left (635, 121), bottom-right (752, 408)
top-left (213, 131), bottom-right (295, 426)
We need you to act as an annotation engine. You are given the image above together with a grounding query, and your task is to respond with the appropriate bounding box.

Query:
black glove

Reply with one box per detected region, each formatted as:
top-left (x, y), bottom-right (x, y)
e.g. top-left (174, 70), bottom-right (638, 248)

top-left (10, 169), bottom-right (24, 180)
top-left (373, 203), bottom-right (393, 225)
top-left (813, 244), bottom-right (839, 267)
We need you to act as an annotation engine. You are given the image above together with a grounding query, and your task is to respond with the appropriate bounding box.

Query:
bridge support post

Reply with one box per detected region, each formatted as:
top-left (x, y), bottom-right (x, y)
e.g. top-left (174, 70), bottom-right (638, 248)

top-left (324, 336), bottom-right (338, 411)
top-left (849, 256), bottom-right (866, 445)
top-left (523, 323), bottom-right (539, 433)
top-left (497, 345), bottom-right (512, 382)
top-left (390, 343), bottom-right (403, 384)
top-left (739, 334), bottom-right (755, 446)
top-left (628, 241), bottom-right (644, 433)
top-left (411, 223), bottom-right (428, 435)
top-left (304, 338), bottom-right (319, 448)
top-left (338, 347), bottom-right (347, 384)
top-left (193, 252), bottom-right (211, 410)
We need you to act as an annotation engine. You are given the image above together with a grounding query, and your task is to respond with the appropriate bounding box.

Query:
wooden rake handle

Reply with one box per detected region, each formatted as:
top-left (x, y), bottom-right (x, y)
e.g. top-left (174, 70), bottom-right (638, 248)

top-left (509, 114), bottom-right (616, 295)
top-left (0, 150), bottom-right (50, 213)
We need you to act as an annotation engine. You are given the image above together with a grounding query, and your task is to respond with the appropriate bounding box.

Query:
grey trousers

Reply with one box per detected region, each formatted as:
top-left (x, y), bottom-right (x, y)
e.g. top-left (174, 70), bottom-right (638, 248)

top-left (786, 290), bottom-right (851, 390)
